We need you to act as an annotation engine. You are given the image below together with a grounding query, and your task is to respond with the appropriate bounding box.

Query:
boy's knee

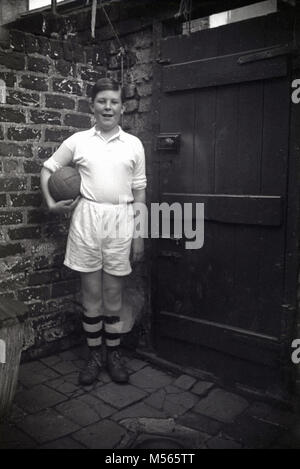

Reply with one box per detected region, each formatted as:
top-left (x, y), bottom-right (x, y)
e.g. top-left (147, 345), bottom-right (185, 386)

top-left (103, 285), bottom-right (122, 308)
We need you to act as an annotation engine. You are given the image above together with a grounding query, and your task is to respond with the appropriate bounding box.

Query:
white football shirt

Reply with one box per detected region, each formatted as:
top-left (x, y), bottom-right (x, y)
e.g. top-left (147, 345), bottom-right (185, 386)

top-left (43, 126), bottom-right (147, 204)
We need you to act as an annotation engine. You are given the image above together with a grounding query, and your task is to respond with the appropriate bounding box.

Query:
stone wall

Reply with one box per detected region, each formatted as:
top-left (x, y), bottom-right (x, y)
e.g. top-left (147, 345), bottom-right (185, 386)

top-left (0, 11), bottom-right (154, 359)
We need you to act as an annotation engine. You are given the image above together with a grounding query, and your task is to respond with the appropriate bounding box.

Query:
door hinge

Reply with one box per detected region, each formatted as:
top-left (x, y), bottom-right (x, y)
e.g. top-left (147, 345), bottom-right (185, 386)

top-left (238, 44), bottom-right (296, 65)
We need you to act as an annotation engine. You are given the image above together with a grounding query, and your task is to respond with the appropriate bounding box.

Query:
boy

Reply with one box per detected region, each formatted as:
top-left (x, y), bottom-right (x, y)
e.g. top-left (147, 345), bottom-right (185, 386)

top-left (40, 78), bottom-right (146, 385)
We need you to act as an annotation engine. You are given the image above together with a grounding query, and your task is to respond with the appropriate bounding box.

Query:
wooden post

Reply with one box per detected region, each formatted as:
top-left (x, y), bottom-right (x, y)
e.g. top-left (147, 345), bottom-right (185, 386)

top-left (0, 299), bottom-right (27, 420)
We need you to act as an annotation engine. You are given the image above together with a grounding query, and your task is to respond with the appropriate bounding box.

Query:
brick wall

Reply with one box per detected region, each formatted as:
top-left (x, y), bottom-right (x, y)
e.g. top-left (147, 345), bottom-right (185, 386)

top-left (0, 20), bottom-right (153, 359)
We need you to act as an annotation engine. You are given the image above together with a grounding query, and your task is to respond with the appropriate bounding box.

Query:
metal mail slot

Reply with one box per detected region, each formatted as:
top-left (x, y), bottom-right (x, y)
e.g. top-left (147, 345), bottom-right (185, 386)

top-left (156, 133), bottom-right (181, 152)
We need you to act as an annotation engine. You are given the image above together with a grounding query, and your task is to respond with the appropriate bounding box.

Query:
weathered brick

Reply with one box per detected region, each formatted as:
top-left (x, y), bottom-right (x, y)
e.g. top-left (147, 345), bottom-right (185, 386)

top-left (45, 94), bottom-right (75, 110)
top-left (45, 128), bottom-right (73, 143)
top-left (37, 146), bottom-right (54, 160)
top-left (127, 30), bottom-right (153, 49)
top-left (85, 46), bottom-right (94, 64)
top-left (7, 127), bottom-right (41, 141)
top-left (124, 83), bottom-right (136, 99)
top-left (10, 193), bottom-right (42, 207)
top-left (25, 35), bottom-right (39, 54)
top-left (62, 41), bottom-right (74, 62)
top-left (44, 223), bottom-right (68, 238)
top-left (2, 159), bottom-right (21, 173)
top-left (10, 30), bottom-right (26, 52)
top-left (38, 37), bottom-right (51, 56)
top-left (138, 97), bottom-right (151, 113)
top-left (0, 71), bottom-right (16, 88)
top-left (0, 107), bottom-right (26, 123)
top-left (0, 291), bottom-right (15, 300)
top-left (7, 90), bottom-right (40, 107)
top-left (0, 243), bottom-right (25, 258)
top-left (132, 64), bottom-right (153, 83)
top-left (27, 209), bottom-right (59, 224)
top-left (73, 43), bottom-right (85, 64)
top-left (54, 59), bottom-right (73, 77)
top-left (63, 113), bottom-right (91, 128)
top-left (78, 99), bottom-right (91, 114)
top-left (0, 194), bottom-right (6, 207)
top-left (28, 270), bottom-right (60, 286)
top-left (50, 40), bottom-right (64, 60)
top-left (23, 160), bottom-right (42, 174)
top-left (28, 56), bottom-right (50, 74)
top-left (30, 110), bottom-right (61, 125)
top-left (91, 47), bottom-right (108, 67)
top-left (135, 48), bottom-right (153, 65)
top-left (20, 75), bottom-right (48, 92)
top-left (80, 65), bottom-right (106, 82)
top-left (31, 176), bottom-right (41, 191)
top-left (108, 55), bottom-right (119, 70)
top-left (0, 177), bottom-right (27, 191)
top-left (0, 142), bottom-right (33, 158)
top-left (124, 99), bottom-right (139, 114)
top-left (52, 280), bottom-right (79, 298)
top-left (0, 50), bottom-right (25, 70)
top-left (18, 285), bottom-right (51, 302)
top-left (137, 82), bottom-right (152, 97)
top-left (0, 211), bottom-right (23, 225)
top-left (53, 78), bottom-right (83, 96)
top-left (9, 226), bottom-right (41, 240)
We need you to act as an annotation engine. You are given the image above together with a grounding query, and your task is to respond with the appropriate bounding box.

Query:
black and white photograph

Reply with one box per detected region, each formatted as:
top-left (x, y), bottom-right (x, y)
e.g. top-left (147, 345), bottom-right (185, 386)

top-left (0, 0), bottom-right (300, 453)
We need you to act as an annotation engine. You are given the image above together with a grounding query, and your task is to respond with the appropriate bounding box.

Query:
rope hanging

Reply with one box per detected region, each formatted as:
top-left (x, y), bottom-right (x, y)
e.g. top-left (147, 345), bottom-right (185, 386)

top-left (91, 0), bottom-right (127, 86)
top-left (176, 0), bottom-right (193, 33)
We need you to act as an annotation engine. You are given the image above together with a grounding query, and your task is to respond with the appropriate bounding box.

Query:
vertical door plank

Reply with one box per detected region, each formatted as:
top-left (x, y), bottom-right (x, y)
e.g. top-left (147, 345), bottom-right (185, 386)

top-left (214, 83), bottom-right (239, 193)
top-left (194, 87), bottom-right (217, 194)
top-left (159, 90), bottom-right (196, 193)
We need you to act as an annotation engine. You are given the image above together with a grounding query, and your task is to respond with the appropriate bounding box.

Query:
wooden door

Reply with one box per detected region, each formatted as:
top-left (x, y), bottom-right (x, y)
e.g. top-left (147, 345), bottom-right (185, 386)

top-left (151, 11), bottom-right (297, 397)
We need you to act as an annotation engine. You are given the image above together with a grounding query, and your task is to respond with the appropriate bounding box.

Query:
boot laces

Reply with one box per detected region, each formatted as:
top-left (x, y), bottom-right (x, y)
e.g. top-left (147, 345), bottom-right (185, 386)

top-left (111, 350), bottom-right (122, 366)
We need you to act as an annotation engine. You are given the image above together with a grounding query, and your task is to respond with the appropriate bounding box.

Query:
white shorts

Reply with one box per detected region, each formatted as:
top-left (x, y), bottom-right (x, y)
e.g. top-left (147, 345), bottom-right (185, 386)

top-left (64, 198), bottom-right (134, 275)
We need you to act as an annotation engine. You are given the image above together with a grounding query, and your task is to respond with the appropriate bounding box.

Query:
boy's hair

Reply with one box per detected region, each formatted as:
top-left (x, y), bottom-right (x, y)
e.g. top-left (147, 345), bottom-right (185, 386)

top-left (90, 78), bottom-right (125, 102)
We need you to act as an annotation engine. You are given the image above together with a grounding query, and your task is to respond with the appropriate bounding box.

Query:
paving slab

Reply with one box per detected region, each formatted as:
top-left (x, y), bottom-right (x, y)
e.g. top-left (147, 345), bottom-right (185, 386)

top-left (14, 384), bottom-right (67, 413)
top-left (18, 361), bottom-right (60, 388)
top-left (16, 408), bottom-right (80, 444)
top-left (145, 388), bottom-right (198, 417)
top-left (130, 366), bottom-right (174, 392)
top-left (46, 375), bottom-right (84, 398)
top-left (0, 423), bottom-right (37, 449)
top-left (40, 355), bottom-right (62, 367)
top-left (70, 345), bottom-right (89, 360)
top-left (191, 381), bottom-right (214, 397)
top-left (6, 404), bottom-right (28, 425)
top-left (126, 358), bottom-right (148, 372)
top-left (58, 350), bottom-right (79, 361)
top-left (173, 375), bottom-right (197, 391)
top-left (39, 436), bottom-right (86, 449)
top-left (206, 435), bottom-right (242, 449)
top-left (177, 411), bottom-right (224, 436)
top-left (193, 388), bottom-right (249, 423)
top-left (245, 401), bottom-right (296, 428)
top-left (56, 394), bottom-right (115, 426)
top-left (92, 382), bottom-right (147, 409)
top-left (72, 419), bottom-right (126, 449)
top-left (111, 402), bottom-right (168, 422)
top-left (223, 415), bottom-right (285, 448)
top-left (47, 360), bottom-right (79, 375)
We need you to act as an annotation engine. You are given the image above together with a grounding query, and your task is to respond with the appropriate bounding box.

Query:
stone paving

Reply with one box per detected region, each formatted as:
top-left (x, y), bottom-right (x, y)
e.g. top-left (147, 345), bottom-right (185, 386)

top-left (0, 345), bottom-right (299, 449)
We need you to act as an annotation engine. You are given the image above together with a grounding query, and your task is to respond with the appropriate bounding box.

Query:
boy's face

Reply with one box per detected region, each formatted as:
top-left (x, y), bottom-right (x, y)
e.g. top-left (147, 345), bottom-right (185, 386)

top-left (92, 89), bottom-right (124, 132)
